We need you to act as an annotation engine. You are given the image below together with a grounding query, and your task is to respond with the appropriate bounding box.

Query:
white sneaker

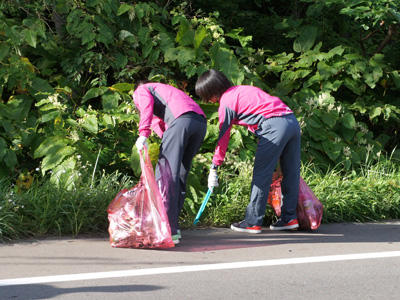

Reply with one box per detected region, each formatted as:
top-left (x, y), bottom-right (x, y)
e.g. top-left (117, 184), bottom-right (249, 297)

top-left (172, 234), bottom-right (180, 244)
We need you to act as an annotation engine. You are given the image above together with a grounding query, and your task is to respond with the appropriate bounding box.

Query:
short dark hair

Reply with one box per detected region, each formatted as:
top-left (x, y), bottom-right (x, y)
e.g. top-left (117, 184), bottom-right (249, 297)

top-left (195, 69), bottom-right (232, 101)
top-left (137, 80), bottom-right (150, 86)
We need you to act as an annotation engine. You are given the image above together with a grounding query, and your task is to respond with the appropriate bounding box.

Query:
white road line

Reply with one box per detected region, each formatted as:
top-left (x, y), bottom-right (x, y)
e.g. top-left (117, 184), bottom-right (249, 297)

top-left (1, 251), bottom-right (400, 286)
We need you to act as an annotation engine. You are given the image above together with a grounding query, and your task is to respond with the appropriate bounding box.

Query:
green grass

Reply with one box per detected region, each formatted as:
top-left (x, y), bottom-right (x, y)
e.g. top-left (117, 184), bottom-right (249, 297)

top-left (183, 156), bottom-right (400, 227)
top-left (0, 171), bottom-right (134, 241)
top-left (1, 158), bottom-right (399, 241)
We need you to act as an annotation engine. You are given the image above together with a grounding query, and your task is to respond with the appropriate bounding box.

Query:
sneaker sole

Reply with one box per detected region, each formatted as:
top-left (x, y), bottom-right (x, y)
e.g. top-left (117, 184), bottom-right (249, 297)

top-left (230, 224), bottom-right (262, 234)
top-left (269, 224), bottom-right (299, 231)
top-left (172, 239), bottom-right (180, 245)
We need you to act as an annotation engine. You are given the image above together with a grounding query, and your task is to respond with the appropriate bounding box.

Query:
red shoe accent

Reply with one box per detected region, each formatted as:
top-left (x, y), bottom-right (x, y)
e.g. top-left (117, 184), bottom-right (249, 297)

top-left (246, 225), bottom-right (262, 230)
top-left (286, 219), bottom-right (299, 226)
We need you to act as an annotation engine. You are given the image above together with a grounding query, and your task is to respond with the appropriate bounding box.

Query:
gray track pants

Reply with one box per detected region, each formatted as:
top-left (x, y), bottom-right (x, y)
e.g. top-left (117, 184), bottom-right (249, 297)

top-left (155, 112), bottom-right (207, 235)
top-left (245, 113), bottom-right (301, 225)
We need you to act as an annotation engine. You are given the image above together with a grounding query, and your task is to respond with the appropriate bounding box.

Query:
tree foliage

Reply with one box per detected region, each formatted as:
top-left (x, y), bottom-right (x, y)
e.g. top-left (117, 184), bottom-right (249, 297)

top-left (0, 0), bottom-right (399, 194)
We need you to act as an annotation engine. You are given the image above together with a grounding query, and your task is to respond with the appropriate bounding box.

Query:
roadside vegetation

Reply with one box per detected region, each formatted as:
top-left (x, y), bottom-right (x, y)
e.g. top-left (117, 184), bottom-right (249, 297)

top-left (0, 0), bottom-right (399, 241)
top-left (1, 155), bottom-right (399, 241)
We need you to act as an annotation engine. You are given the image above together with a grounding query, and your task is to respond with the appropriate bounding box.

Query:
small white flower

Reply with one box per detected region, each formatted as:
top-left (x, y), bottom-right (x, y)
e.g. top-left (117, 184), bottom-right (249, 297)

top-left (35, 167), bottom-right (40, 171)
top-left (343, 146), bottom-right (351, 157)
top-left (77, 155), bottom-right (81, 159)
top-left (359, 138), bottom-right (367, 145)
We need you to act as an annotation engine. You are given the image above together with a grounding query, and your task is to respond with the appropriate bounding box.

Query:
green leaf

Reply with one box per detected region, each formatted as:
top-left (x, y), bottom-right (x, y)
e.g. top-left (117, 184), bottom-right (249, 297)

top-left (164, 47), bottom-right (178, 62)
top-left (327, 45), bottom-right (345, 57)
top-left (0, 43), bottom-right (10, 61)
top-left (344, 78), bottom-right (365, 95)
top-left (369, 107), bottom-right (382, 120)
top-left (119, 30), bottom-right (135, 42)
top-left (41, 146), bottom-right (75, 173)
top-left (34, 136), bottom-right (70, 159)
top-left (4, 95), bottom-right (33, 121)
top-left (351, 151), bottom-right (361, 165)
top-left (317, 110), bottom-right (338, 128)
top-left (293, 25), bottom-right (318, 53)
top-left (194, 26), bottom-right (208, 49)
top-left (210, 46), bottom-right (244, 85)
top-left (81, 114), bottom-right (98, 134)
top-left (130, 145), bottom-right (141, 177)
top-left (228, 129), bottom-right (243, 151)
top-left (50, 156), bottom-right (78, 190)
top-left (342, 113), bottom-right (356, 129)
top-left (4, 150), bottom-right (17, 169)
top-left (138, 27), bottom-right (150, 44)
top-left (0, 137), bottom-right (7, 161)
top-left (390, 8), bottom-right (400, 22)
top-left (0, 120), bottom-right (14, 135)
top-left (31, 77), bottom-right (54, 93)
top-left (117, 3), bottom-right (133, 16)
top-left (176, 19), bottom-right (194, 47)
top-left (82, 87), bottom-right (108, 103)
top-left (102, 114), bottom-right (114, 127)
top-left (341, 127), bottom-right (355, 142)
top-left (102, 92), bottom-right (120, 111)
top-left (24, 29), bottom-right (37, 48)
top-left (226, 28), bottom-right (252, 47)
top-left (40, 111), bottom-right (60, 123)
top-left (308, 116), bottom-right (323, 128)
top-left (114, 53), bottom-right (128, 69)
top-left (177, 47), bottom-right (195, 65)
top-left (305, 126), bottom-right (328, 141)
top-left (322, 141), bottom-right (342, 161)
top-left (392, 71), bottom-right (400, 89)
top-left (111, 83), bottom-right (135, 93)
top-left (142, 42), bottom-right (153, 58)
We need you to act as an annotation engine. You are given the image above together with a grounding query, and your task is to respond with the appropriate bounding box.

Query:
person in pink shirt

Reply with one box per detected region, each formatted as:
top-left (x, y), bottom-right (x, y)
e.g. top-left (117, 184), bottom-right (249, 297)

top-left (133, 82), bottom-right (207, 244)
top-left (195, 69), bottom-right (301, 232)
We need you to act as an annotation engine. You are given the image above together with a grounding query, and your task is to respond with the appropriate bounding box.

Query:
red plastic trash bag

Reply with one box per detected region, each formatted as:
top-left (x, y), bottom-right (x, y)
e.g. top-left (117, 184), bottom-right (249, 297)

top-left (297, 177), bottom-right (323, 230)
top-left (267, 172), bottom-right (282, 217)
top-left (107, 148), bottom-right (174, 249)
top-left (156, 155), bottom-right (172, 208)
top-left (267, 175), bottom-right (323, 230)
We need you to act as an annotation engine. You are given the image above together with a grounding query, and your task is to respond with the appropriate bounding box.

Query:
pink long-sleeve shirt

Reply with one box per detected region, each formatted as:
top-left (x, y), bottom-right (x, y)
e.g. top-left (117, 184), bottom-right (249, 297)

top-left (213, 85), bottom-right (293, 166)
top-left (133, 83), bottom-right (205, 138)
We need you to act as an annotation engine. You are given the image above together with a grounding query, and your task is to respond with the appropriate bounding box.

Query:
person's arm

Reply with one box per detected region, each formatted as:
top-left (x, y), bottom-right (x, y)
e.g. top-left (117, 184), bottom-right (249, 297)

top-left (151, 116), bottom-right (166, 138)
top-left (212, 105), bottom-right (236, 166)
top-left (132, 85), bottom-right (154, 138)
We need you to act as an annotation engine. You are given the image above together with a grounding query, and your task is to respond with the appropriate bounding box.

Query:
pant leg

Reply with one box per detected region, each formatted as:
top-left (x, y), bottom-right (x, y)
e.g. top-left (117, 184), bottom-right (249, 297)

top-left (245, 132), bottom-right (281, 226)
top-left (155, 114), bottom-right (206, 235)
top-left (178, 116), bottom-right (207, 215)
top-left (245, 114), bottom-right (300, 225)
top-left (279, 114), bottom-right (301, 222)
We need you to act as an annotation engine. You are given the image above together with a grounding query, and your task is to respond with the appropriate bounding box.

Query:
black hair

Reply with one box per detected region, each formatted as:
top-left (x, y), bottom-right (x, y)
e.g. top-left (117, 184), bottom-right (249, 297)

top-left (137, 80), bottom-right (151, 86)
top-left (195, 69), bottom-right (232, 102)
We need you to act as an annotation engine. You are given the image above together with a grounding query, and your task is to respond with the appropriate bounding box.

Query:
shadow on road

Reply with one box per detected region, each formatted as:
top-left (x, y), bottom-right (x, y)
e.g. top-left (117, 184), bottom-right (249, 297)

top-left (171, 222), bottom-right (400, 252)
top-left (1, 283), bottom-right (163, 299)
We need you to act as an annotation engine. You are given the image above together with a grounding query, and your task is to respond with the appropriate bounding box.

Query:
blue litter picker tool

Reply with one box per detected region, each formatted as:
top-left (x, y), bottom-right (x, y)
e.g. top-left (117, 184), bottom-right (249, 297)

top-left (193, 188), bottom-right (213, 225)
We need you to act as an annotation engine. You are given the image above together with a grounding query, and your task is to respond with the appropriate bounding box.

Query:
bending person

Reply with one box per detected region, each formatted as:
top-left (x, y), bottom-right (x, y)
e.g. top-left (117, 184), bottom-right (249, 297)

top-left (195, 69), bottom-right (301, 233)
top-left (133, 82), bottom-right (207, 243)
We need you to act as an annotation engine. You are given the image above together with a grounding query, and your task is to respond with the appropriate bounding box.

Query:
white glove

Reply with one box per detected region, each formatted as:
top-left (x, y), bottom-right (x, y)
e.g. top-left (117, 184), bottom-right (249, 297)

top-left (208, 169), bottom-right (219, 190)
top-left (135, 135), bottom-right (148, 152)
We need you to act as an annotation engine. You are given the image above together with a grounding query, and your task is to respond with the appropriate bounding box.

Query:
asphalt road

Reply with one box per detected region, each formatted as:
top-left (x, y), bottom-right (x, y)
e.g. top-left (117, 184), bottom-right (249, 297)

top-left (1, 221), bottom-right (400, 300)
